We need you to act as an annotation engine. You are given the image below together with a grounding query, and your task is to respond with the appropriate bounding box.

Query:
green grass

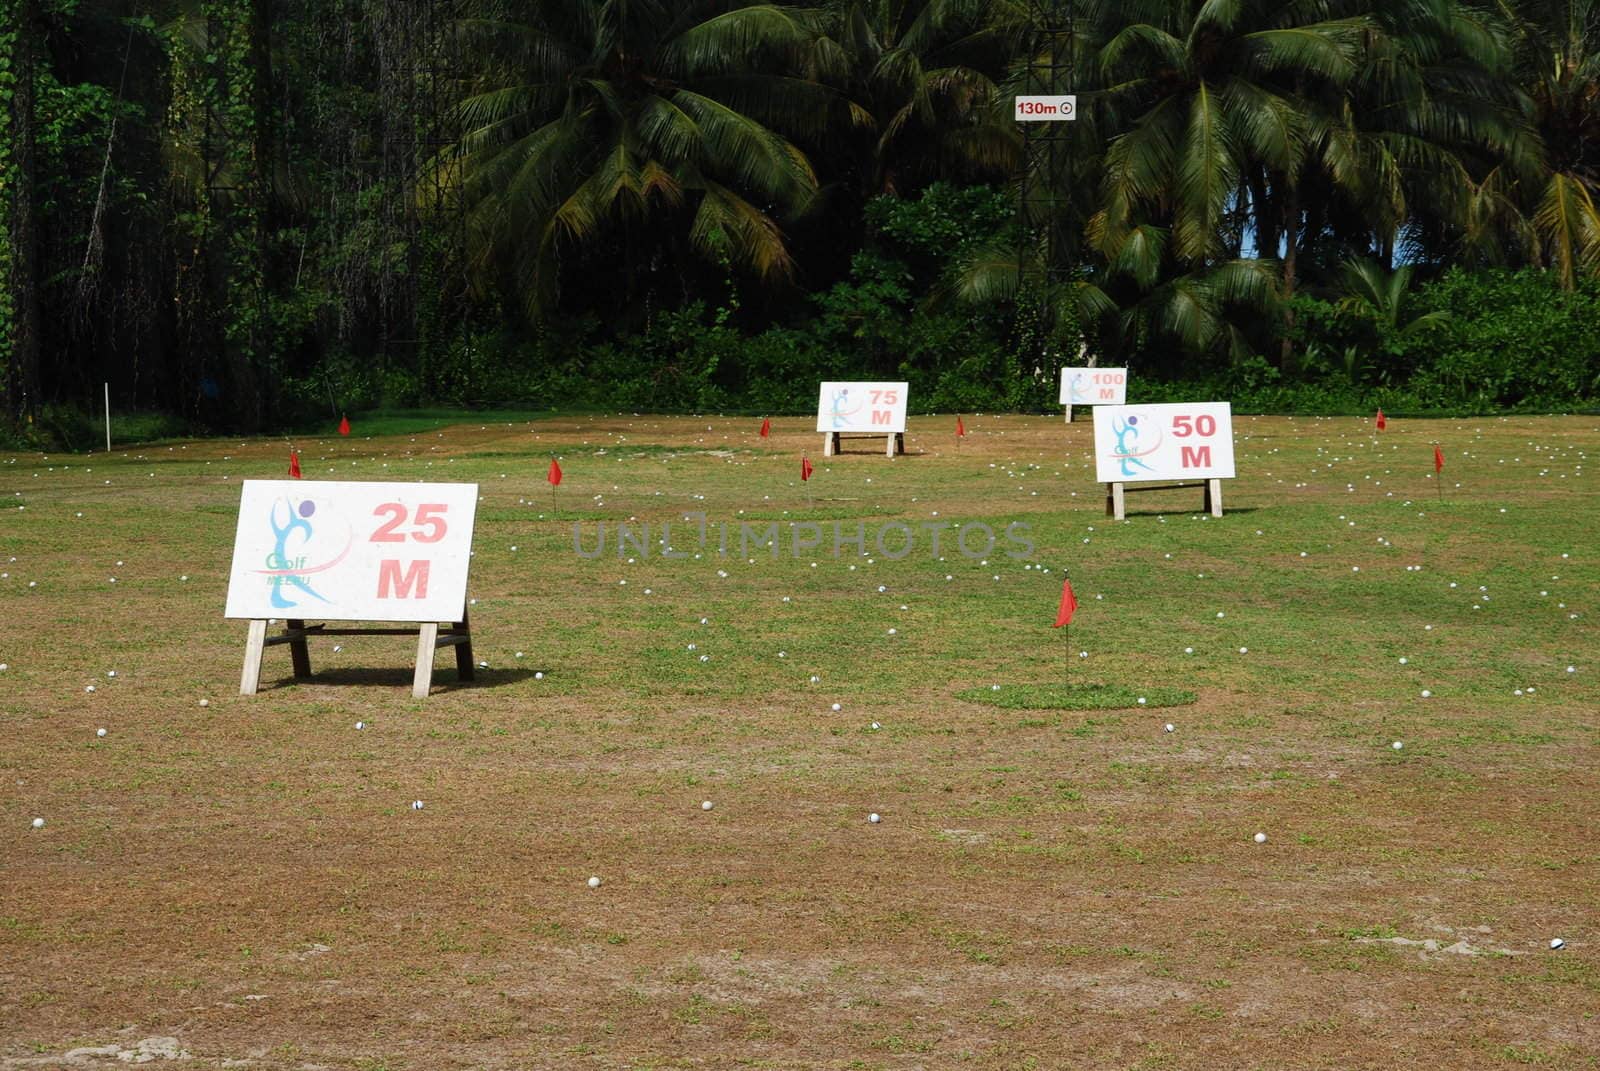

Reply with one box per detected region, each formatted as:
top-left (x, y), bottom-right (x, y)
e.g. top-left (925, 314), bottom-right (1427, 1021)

top-left (1, 411), bottom-right (1597, 1068)
top-left (954, 683), bottom-right (1198, 710)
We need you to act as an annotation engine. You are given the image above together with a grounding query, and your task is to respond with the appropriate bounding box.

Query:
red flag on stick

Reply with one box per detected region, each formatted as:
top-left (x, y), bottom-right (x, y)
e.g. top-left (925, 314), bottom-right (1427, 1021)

top-left (1053, 577), bottom-right (1078, 628)
top-left (547, 458), bottom-right (563, 486)
top-left (339, 414), bottom-right (351, 437)
top-left (956, 416), bottom-right (966, 437)
top-left (1434, 445), bottom-right (1444, 473)
top-left (759, 417), bottom-right (771, 439)
top-left (1375, 409), bottom-right (1386, 431)
top-left (801, 456), bottom-right (813, 482)
top-left (288, 450), bottom-right (302, 479)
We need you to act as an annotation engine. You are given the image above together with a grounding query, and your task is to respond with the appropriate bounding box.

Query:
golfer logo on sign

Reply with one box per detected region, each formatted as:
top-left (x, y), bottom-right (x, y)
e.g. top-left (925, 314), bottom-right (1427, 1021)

top-left (1108, 414), bottom-right (1161, 478)
top-left (1069, 372), bottom-right (1091, 405)
top-left (828, 387), bottom-right (864, 429)
top-left (258, 498), bottom-right (350, 609)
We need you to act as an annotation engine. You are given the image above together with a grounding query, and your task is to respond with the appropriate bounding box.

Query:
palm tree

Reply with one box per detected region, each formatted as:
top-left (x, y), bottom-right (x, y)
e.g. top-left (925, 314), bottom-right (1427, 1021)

top-left (831, 0), bottom-right (1027, 194)
top-left (440, 1), bottom-right (856, 319)
top-left (1490, 0), bottom-right (1600, 288)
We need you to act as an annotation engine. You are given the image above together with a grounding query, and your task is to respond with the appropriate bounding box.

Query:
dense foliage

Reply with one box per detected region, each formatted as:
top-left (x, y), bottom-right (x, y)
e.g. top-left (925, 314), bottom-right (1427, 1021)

top-left (2, 0), bottom-right (1599, 441)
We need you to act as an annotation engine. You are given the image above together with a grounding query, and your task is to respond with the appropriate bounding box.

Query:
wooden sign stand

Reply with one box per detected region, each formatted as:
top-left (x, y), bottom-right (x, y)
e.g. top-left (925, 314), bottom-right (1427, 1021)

top-left (822, 431), bottom-right (905, 457)
top-left (1105, 479), bottom-right (1223, 521)
top-left (239, 609), bottom-right (475, 699)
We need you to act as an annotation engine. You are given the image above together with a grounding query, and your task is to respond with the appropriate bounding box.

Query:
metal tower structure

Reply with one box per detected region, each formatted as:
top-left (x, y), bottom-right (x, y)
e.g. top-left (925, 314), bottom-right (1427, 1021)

top-left (1017, 0), bottom-right (1077, 365)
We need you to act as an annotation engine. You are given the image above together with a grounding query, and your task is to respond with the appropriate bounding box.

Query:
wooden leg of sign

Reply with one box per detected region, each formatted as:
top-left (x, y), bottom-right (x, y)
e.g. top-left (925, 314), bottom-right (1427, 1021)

top-left (822, 432), bottom-right (834, 457)
top-left (413, 622), bottom-right (438, 699)
top-left (240, 619), bottom-right (267, 696)
top-left (1207, 478), bottom-right (1223, 517)
top-left (885, 433), bottom-right (896, 458)
top-left (286, 619), bottom-right (312, 679)
top-left (453, 609), bottom-right (475, 682)
top-left (1108, 483), bottom-right (1127, 521)
top-left (1065, 406), bottom-right (1073, 424)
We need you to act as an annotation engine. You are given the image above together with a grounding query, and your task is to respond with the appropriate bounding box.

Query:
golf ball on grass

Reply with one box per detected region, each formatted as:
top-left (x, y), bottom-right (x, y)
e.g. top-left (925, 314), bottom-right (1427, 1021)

top-left (1164, 724), bottom-right (1175, 733)
top-left (1550, 938), bottom-right (1565, 950)
top-left (587, 876), bottom-right (602, 889)
top-left (31, 817), bottom-right (44, 829)
top-left (1392, 741), bottom-right (1404, 750)
top-left (701, 800), bottom-right (713, 811)
top-left (1253, 832), bottom-right (1267, 844)
top-left (868, 813), bottom-right (882, 824)
top-left (96, 728), bottom-right (106, 738)
top-left (199, 699), bottom-right (209, 708)
top-left (411, 800), bottom-right (424, 811)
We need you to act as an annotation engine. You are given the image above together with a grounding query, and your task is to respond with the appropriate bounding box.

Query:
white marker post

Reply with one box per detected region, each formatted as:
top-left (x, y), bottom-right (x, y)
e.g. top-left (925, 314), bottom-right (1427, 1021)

top-left (225, 480), bottom-right (480, 698)
top-left (1059, 366), bottom-right (1128, 423)
top-left (816, 382), bottom-right (909, 457)
top-left (1092, 403), bottom-right (1236, 520)
top-left (104, 382), bottom-right (111, 452)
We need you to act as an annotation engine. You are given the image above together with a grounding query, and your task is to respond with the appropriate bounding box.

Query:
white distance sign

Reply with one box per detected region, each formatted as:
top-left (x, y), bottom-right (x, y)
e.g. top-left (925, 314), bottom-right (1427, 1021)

top-left (1060, 367), bottom-right (1128, 406)
top-left (1014, 95), bottom-right (1076, 121)
top-left (224, 481), bottom-right (479, 623)
top-left (816, 382), bottom-right (909, 434)
top-left (1092, 403), bottom-right (1236, 483)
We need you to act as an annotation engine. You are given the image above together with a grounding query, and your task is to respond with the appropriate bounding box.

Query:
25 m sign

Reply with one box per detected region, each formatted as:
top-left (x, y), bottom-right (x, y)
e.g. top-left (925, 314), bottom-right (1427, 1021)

top-left (1092, 403), bottom-right (1237, 483)
top-left (225, 481), bottom-right (480, 623)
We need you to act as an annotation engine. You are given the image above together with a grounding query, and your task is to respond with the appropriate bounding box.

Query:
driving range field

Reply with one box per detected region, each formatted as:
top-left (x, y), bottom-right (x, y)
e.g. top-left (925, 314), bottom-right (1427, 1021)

top-left (2, 412), bottom-right (1597, 1070)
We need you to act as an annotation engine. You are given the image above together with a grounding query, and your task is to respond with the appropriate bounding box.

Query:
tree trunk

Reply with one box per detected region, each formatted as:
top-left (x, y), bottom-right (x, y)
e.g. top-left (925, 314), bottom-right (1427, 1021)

top-left (1279, 184), bottom-right (1300, 375)
top-left (6, 0), bottom-right (43, 424)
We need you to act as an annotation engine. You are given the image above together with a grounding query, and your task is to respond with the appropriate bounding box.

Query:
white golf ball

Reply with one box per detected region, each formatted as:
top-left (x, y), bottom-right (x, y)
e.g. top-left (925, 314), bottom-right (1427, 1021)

top-left (411, 800), bottom-right (424, 810)
top-left (0, 663), bottom-right (7, 671)
top-left (1137, 697), bottom-right (1147, 705)
top-left (1184, 647), bottom-right (1194, 654)
top-left (32, 817), bottom-right (45, 829)
top-left (1550, 938), bottom-right (1565, 950)
top-left (868, 813), bottom-right (881, 824)
top-left (534, 671), bottom-right (544, 680)
top-left (831, 703), bottom-right (841, 711)
top-left (84, 685), bottom-right (95, 693)
top-left (106, 670), bottom-right (116, 678)
top-left (870, 721), bottom-right (880, 730)
top-left (96, 728), bottom-right (106, 738)
top-left (1253, 832), bottom-right (1267, 844)
top-left (701, 800), bottom-right (713, 811)
top-left (355, 721), bottom-right (366, 730)
top-left (1391, 740), bottom-right (1403, 750)
top-left (1398, 657), bottom-right (1407, 664)
top-left (1421, 689), bottom-right (1432, 698)
top-left (886, 628), bottom-right (896, 635)
top-left (1216, 612), bottom-right (1225, 619)
top-left (1238, 647), bottom-right (1248, 654)
top-left (1567, 666), bottom-right (1576, 674)
top-left (587, 875), bottom-right (601, 888)
top-left (515, 651), bottom-right (524, 659)
top-left (198, 698), bottom-right (209, 707)
top-left (1164, 723), bottom-right (1175, 733)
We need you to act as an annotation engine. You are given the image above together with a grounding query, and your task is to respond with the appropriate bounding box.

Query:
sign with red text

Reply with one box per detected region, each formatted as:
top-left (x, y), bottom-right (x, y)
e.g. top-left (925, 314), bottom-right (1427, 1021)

top-left (816, 382), bottom-right (909, 434)
top-left (224, 481), bottom-right (478, 622)
top-left (1093, 403), bottom-right (1236, 483)
top-left (1015, 95), bottom-right (1076, 121)
top-left (1060, 367), bottom-right (1128, 406)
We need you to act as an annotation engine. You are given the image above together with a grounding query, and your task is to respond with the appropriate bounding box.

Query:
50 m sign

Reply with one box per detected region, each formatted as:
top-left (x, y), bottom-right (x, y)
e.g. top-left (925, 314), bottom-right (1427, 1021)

top-left (1092, 403), bottom-right (1237, 483)
top-left (224, 481), bottom-right (479, 623)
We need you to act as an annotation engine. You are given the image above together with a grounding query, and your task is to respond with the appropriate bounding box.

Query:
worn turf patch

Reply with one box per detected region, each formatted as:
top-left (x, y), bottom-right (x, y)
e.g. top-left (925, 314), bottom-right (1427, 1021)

top-left (955, 682), bottom-right (1199, 710)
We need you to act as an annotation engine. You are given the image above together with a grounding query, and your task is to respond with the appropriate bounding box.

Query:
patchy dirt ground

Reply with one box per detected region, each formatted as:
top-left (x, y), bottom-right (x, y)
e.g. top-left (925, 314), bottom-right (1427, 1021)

top-left (2, 413), bottom-right (1596, 1069)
